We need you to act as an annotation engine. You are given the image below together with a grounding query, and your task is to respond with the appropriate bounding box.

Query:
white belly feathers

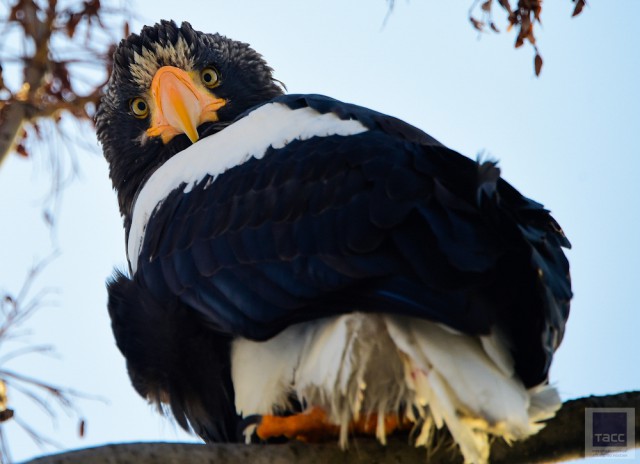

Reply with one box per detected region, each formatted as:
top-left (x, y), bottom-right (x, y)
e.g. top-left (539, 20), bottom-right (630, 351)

top-left (231, 313), bottom-right (561, 464)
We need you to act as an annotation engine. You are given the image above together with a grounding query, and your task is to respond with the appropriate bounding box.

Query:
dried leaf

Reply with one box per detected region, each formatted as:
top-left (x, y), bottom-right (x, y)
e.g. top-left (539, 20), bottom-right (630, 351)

top-left (534, 4), bottom-right (542, 22)
top-left (496, 0), bottom-right (513, 14)
top-left (470, 16), bottom-right (485, 31)
top-left (490, 22), bottom-right (500, 33)
top-left (66, 13), bottom-right (82, 38)
top-left (0, 408), bottom-right (14, 422)
top-left (0, 64), bottom-right (5, 92)
top-left (534, 53), bottom-right (543, 76)
top-left (51, 61), bottom-right (74, 95)
top-left (15, 143), bottom-right (29, 158)
top-left (78, 418), bottom-right (86, 437)
top-left (521, 14), bottom-right (532, 35)
top-left (481, 0), bottom-right (492, 12)
top-left (573, 0), bottom-right (586, 17)
top-left (527, 25), bottom-right (537, 45)
top-left (83, 0), bottom-right (102, 17)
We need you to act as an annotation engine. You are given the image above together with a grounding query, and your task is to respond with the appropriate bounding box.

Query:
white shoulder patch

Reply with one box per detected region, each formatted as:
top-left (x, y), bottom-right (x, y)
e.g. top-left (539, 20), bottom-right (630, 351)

top-left (127, 102), bottom-right (368, 273)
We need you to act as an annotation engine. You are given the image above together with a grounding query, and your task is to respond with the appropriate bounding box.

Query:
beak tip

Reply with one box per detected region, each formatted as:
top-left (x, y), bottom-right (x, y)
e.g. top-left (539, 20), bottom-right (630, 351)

top-left (187, 132), bottom-right (200, 144)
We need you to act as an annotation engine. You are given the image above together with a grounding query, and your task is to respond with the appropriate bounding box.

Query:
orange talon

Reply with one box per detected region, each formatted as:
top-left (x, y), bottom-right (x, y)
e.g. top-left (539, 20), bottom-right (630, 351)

top-left (256, 407), bottom-right (339, 442)
top-left (255, 407), bottom-right (413, 442)
top-left (350, 413), bottom-right (412, 435)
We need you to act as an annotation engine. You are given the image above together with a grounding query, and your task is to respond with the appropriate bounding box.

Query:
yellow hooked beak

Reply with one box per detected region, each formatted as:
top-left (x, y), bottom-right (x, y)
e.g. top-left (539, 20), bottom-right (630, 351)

top-left (146, 66), bottom-right (226, 144)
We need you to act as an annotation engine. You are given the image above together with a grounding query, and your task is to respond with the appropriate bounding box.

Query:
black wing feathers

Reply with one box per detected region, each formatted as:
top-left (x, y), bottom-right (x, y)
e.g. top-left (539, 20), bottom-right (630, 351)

top-left (107, 271), bottom-right (239, 441)
top-left (277, 94), bottom-right (442, 147)
top-left (134, 95), bottom-right (570, 387)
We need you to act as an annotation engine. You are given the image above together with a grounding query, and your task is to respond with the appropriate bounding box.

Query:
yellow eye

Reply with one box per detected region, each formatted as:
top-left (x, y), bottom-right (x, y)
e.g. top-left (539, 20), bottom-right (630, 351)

top-left (130, 97), bottom-right (149, 118)
top-left (200, 67), bottom-right (220, 88)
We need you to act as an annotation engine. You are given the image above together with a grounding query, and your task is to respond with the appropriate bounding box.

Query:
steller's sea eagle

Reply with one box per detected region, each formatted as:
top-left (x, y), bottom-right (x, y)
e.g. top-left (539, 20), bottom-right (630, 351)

top-left (96, 20), bottom-right (571, 464)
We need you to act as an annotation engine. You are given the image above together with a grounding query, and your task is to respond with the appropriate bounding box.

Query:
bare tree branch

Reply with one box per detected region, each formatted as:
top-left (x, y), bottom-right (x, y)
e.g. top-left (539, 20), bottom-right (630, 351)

top-left (0, 0), bottom-right (54, 164)
top-left (0, 255), bottom-right (92, 463)
top-left (22, 391), bottom-right (640, 464)
top-left (0, 0), bottom-right (123, 166)
top-left (491, 391), bottom-right (640, 463)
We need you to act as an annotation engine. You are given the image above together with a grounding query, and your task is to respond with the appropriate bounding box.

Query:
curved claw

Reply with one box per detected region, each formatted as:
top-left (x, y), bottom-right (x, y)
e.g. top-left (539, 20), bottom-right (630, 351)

top-left (237, 414), bottom-right (261, 444)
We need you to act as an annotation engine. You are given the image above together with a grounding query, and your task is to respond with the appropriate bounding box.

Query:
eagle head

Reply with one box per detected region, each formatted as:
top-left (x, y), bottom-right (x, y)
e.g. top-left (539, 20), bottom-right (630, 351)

top-left (96, 20), bottom-right (284, 221)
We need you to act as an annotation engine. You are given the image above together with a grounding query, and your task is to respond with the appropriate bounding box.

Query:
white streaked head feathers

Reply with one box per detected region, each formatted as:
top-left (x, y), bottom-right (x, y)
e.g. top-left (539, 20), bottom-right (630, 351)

top-left (130, 36), bottom-right (195, 88)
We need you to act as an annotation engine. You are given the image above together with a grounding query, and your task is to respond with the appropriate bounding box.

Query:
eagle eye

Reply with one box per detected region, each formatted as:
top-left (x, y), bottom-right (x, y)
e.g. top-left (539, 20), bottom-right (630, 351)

top-left (200, 67), bottom-right (220, 89)
top-left (130, 97), bottom-right (149, 119)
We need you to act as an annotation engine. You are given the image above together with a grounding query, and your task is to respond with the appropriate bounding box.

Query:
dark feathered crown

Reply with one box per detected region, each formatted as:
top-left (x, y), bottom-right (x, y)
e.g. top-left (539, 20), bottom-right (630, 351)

top-left (96, 21), bottom-right (284, 220)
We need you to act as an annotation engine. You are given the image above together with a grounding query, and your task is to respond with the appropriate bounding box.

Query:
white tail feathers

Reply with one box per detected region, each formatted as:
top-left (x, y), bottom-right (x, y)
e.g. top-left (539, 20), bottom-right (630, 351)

top-left (231, 313), bottom-right (561, 464)
top-left (385, 316), bottom-right (560, 463)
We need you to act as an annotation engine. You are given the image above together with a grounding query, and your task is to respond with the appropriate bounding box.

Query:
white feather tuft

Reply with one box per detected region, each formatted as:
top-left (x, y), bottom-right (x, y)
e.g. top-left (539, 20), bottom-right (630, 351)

top-left (231, 313), bottom-right (562, 464)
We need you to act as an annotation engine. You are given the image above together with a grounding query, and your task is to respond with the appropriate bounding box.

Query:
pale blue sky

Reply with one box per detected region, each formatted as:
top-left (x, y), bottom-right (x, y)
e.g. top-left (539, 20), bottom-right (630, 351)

top-left (0, 1), bottom-right (638, 462)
